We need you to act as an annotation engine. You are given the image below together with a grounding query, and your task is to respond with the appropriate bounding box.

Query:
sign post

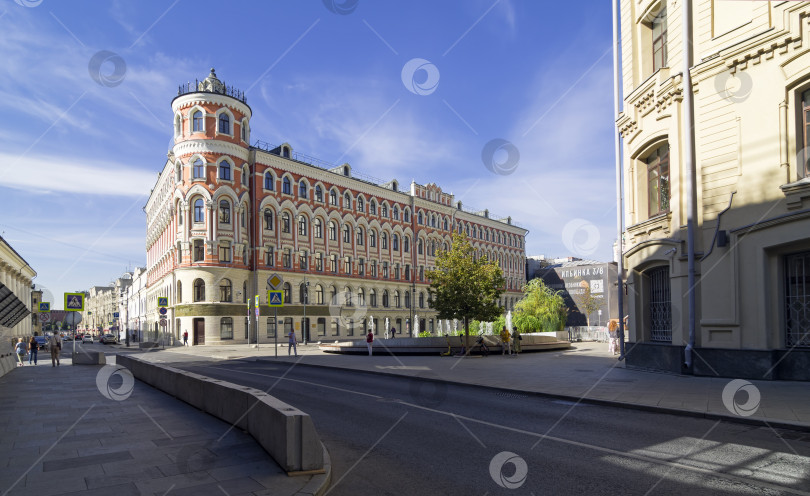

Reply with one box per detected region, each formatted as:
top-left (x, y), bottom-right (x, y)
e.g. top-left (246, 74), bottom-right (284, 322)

top-left (267, 273), bottom-right (284, 356)
top-left (158, 297), bottom-right (168, 347)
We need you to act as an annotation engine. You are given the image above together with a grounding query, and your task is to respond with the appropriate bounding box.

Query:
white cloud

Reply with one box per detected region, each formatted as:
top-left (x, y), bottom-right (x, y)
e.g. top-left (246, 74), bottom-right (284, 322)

top-left (0, 152), bottom-right (158, 197)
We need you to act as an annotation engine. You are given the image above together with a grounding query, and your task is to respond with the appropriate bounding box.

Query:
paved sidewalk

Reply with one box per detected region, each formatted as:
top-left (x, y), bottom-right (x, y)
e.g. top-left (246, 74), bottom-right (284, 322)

top-left (0, 351), bottom-right (326, 496)
top-left (150, 340), bottom-right (810, 431)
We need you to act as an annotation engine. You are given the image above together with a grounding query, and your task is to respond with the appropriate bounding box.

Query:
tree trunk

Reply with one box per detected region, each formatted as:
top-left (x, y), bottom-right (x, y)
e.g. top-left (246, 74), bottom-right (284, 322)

top-left (464, 316), bottom-right (470, 356)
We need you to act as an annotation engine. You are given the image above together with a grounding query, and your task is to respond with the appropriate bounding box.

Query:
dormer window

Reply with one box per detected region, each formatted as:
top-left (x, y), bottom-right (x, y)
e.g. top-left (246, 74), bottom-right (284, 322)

top-left (282, 146), bottom-right (291, 158)
top-left (343, 166), bottom-right (349, 176)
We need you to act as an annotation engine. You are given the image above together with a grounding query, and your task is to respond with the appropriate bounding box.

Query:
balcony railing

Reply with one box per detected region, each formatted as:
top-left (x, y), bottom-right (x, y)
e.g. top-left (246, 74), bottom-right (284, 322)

top-left (177, 81), bottom-right (247, 104)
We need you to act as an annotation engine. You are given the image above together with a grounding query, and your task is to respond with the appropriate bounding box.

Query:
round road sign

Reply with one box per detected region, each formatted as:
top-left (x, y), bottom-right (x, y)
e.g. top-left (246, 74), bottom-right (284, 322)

top-left (39, 313), bottom-right (50, 323)
top-left (159, 319), bottom-right (167, 327)
top-left (159, 307), bottom-right (168, 316)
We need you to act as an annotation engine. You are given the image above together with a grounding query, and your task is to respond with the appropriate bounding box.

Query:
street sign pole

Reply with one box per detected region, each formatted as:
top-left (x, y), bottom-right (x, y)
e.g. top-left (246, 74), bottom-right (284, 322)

top-left (274, 308), bottom-right (278, 357)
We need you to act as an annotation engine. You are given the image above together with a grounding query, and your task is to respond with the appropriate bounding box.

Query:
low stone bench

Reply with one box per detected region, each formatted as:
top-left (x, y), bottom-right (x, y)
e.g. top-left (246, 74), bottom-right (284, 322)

top-left (72, 351), bottom-right (106, 365)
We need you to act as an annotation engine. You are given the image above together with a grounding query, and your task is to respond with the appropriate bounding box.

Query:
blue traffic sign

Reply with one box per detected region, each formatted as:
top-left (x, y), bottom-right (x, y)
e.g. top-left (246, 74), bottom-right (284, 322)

top-left (267, 290), bottom-right (283, 307)
top-left (113, 312), bottom-right (120, 318)
top-left (158, 307), bottom-right (168, 316)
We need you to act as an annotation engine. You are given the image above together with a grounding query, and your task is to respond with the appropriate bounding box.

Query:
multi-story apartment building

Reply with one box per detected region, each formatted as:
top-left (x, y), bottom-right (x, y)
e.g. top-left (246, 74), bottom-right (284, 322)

top-left (84, 285), bottom-right (115, 333)
top-left (617, 1), bottom-right (810, 379)
top-left (125, 267), bottom-right (147, 342)
top-left (145, 69), bottom-right (527, 345)
top-left (0, 236), bottom-right (36, 340)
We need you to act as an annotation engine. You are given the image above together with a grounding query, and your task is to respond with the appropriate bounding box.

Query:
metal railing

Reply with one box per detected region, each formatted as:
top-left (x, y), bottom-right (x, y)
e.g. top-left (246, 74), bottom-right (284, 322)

top-left (177, 81), bottom-right (247, 104)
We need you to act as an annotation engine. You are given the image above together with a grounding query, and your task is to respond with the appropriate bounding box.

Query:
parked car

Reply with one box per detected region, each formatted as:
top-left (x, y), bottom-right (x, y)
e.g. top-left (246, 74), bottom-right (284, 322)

top-left (82, 335), bottom-right (94, 344)
top-left (100, 334), bottom-right (118, 344)
top-left (33, 336), bottom-right (49, 352)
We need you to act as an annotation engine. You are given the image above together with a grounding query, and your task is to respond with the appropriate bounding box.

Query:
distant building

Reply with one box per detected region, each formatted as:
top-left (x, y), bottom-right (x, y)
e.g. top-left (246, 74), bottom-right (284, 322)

top-left (143, 69), bottom-right (528, 345)
top-left (0, 235), bottom-right (36, 340)
top-left (531, 259), bottom-right (625, 327)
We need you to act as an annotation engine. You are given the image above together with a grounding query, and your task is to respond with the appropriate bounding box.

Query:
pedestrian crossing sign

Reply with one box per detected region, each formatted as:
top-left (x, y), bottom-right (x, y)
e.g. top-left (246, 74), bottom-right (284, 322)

top-left (267, 290), bottom-right (283, 307)
top-left (64, 292), bottom-right (85, 311)
top-left (158, 297), bottom-right (168, 308)
top-left (38, 302), bottom-right (50, 312)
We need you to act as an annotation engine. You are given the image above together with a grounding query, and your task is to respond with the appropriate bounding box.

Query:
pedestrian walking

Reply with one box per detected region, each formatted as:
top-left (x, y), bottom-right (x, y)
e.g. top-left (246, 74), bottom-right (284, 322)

top-left (500, 326), bottom-right (511, 355)
top-left (28, 336), bottom-right (38, 365)
top-left (390, 327), bottom-right (396, 339)
top-left (608, 319), bottom-right (619, 355)
top-left (183, 330), bottom-right (189, 346)
top-left (511, 326), bottom-right (521, 355)
top-left (48, 334), bottom-right (61, 366)
top-left (288, 330), bottom-right (298, 357)
top-left (14, 338), bottom-right (26, 367)
top-left (366, 330), bottom-right (374, 356)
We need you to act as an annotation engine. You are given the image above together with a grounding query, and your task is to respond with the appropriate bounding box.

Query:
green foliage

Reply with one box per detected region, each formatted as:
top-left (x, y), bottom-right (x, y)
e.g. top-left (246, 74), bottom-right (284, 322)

top-left (417, 331), bottom-right (432, 338)
top-left (513, 279), bottom-right (567, 333)
top-left (427, 233), bottom-right (505, 348)
top-left (575, 283), bottom-right (603, 326)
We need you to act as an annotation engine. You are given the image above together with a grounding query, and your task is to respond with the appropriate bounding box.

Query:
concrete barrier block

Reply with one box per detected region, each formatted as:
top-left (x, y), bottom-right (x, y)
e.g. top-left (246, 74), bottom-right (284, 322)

top-left (247, 394), bottom-right (323, 472)
top-left (203, 380), bottom-right (251, 430)
top-left (174, 371), bottom-right (207, 410)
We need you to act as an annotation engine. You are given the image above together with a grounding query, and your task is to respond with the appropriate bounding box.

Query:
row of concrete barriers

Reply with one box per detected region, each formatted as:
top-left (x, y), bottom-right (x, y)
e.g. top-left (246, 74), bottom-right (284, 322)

top-left (115, 354), bottom-right (325, 474)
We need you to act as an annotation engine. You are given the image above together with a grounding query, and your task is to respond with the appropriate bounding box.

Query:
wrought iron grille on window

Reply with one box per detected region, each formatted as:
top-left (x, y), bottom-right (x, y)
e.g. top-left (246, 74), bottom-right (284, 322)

top-left (786, 251), bottom-right (810, 347)
top-left (648, 266), bottom-right (672, 342)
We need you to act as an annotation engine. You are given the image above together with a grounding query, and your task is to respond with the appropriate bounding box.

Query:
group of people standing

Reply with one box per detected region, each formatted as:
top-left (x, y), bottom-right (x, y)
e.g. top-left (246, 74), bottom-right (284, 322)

top-left (500, 326), bottom-right (522, 356)
top-left (13, 335), bottom-right (61, 367)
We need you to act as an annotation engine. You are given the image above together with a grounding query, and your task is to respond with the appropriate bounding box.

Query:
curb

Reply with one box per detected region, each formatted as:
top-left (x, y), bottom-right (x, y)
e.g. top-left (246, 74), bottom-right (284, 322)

top-left (257, 358), bottom-right (810, 434)
top-left (295, 443), bottom-right (332, 496)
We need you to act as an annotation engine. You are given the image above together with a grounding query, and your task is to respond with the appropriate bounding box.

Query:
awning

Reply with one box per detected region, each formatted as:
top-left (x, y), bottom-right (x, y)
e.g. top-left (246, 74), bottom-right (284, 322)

top-left (0, 283), bottom-right (31, 329)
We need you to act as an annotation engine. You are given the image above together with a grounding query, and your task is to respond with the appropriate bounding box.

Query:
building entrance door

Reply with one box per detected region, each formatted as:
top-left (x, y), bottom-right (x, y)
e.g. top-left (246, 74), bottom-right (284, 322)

top-left (193, 318), bottom-right (205, 345)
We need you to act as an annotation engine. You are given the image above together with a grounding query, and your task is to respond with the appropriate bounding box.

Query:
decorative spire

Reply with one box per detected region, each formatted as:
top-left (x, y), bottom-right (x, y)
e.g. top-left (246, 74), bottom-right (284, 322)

top-left (198, 68), bottom-right (225, 94)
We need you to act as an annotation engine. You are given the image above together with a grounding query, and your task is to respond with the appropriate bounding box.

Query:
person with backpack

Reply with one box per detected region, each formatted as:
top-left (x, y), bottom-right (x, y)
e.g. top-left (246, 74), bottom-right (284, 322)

top-left (366, 330), bottom-right (374, 356)
top-left (27, 336), bottom-right (38, 365)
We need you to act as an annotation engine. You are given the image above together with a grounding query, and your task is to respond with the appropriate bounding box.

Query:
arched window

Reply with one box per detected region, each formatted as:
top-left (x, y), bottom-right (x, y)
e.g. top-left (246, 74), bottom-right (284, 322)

top-left (432, 215), bottom-right (437, 228)
top-left (299, 283), bottom-right (308, 304)
top-left (369, 229), bottom-right (376, 247)
top-left (370, 200), bottom-right (377, 215)
top-left (381, 232), bottom-right (388, 250)
top-left (315, 285), bottom-right (324, 305)
top-left (343, 287), bottom-right (352, 306)
top-left (282, 146), bottom-right (291, 158)
top-left (417, 212), bottom-right (423, 224)
top-left (242, 166), bottom-right (248, 186)
top-left (382, 290), bottom-right (389, 308)
top-left (193, 158), bottom-right (204, 179)
top-left (392, 234), bottom-right (399, 251)
top-left (404, 291), bottom-right (410, 308)
top-left (342, 225), bottom-right (351, 243)
top-left (417, 239), bottom-right (423, 255)
top-left (282, 177), bottom-right (291, 195)
top-left (192, 110), bottom-right (203, 132)
top-left (194, 199), bottom-right (204, 223)
top-left (314, 218), bottom-right (323, 238)
top-left (281, 212), bottom-right (290, 233)
top-left (193, 279), bottom-right (205, 302)
top-left (419, 291), bottom-right (425, 308)
top-left (343, 193), bottom-right (351, 209)
top-left (357, 288), bottom-right (365, 306)
top-left (369, 289), bottom-right (377, 307)
top-left (444, 218), bottom-right (448, 231)
top-left (220, 317), bottom-right (233, 340)
top-left (394, 290), bottom-right (400, 308)
top-left (219, 200), bottom-right (230, 224)
top-left (218, 113), bottom-right (230, 134)
top-left (299, 180), bottom-right (308, 198)
top-left (357, 197), bottom-right (364, 212)
top-left (330, 286), bottom-right (338, 304)
top-left (393, 206), bottom-right (399, 220)
top-left (264, 172), bottom-right (274, 190)
top-left (381, 204), bottom-right (388, 217)
top-left (264, 209), bottom-right (274, 230)
top-left (283, 283), bottom-right (291, 303)
top-left (174, 114), bottom-right (181, 137)
top-left (315, 185), bottom-right (323, 202)
top-left (328, 221), bottom-right (337, 241)
top-left (219, 278), bottom-right (232, 302)
top-left (404, 236), bottom-right (410, 253)
top-left (343, 165), bottom-right (349, 176)
top-left (177, 281), bottom-right (182, 303)
top-left (175, 163), bottom-right (182, 183)
top-left (329, 189), bottom-right (337, 206)
top-left (240, 119), bottom-right (247, 141)
top-left (404, 209), bottom-right (410, 222)
top-left (298, 215), bottom-right (308, 236)
top-left (356, 227), bottom-right (364, 245)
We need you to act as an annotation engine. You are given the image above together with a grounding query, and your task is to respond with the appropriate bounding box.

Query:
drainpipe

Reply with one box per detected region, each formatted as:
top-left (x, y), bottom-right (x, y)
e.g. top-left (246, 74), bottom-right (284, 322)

top-left (682, 0), bottom-right (697, 371)
top-left (612, 0), bottom-right (626, 359)
top-left (410, 191), bottom-right (416, 337)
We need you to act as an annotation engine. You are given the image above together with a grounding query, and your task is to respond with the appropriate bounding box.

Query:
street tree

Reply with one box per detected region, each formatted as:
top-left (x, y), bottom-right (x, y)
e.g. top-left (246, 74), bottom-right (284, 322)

top-left (513, 279), bottom-right (567, 333)
top-left (575, 281), bottom-right (603, 327)
top-left (427, 233), bottom-right (505, 352)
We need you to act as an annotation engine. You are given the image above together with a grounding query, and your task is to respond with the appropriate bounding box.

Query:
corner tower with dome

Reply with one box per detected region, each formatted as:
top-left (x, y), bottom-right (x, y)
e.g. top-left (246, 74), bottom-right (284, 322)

top-left (145, 70), bottom-right (527, 346)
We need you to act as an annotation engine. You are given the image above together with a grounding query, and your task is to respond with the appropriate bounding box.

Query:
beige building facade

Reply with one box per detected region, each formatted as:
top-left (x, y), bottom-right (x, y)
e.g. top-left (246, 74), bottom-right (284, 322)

top-left (0, 235), bottom-right (36, 341)
top-left (618, 1), bottom-right (810, 379)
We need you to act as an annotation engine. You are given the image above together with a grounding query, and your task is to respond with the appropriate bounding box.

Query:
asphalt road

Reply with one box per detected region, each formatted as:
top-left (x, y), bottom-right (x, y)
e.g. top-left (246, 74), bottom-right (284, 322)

top-left (168, 357), bottom-right (810, 496)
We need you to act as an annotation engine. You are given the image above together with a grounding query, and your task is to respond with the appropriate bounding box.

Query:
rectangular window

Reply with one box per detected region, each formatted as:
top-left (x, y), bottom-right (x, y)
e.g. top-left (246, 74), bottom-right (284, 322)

top-left (330, 255), bottom-right (337, 273)
top-left (267, 317), bottom-right (276, 338)
top-left (371, 261), bottom-right (377, 277)
top-left (316, 253), bottom-right (323, 271)
top-left (220, 317), bottom-right (233, 340)
top-left (219, 241), bottom-right (231, 263)
top-left (299, 251), bottom-right (308, 270)
top-left (193, 239), bottom-right (204, 262)
top-left (652, 8), bottom-right (667, 72)
top-left (358, 258), bottom-right (365, 276)
top-left (332, 318), bottom-right (340, 336)
top-left (344, 257), bottom-right (352, 275)
top-left (394, 264), bottom-right (400, 280)
top-left (346, 319), bottom-right (354, 336)
top-left (383, 262), bottom-right (389, 279)
top-left (647, 144), bottom-right (670, 217)
top-left (405, 265), bottom-right (410, 280)
top-left (317, 317), bottom-right (326, 336)
top-left (283, 249), bottom-right (291, 268)
top-left (266, 246), bottom-right (274, 266)
top-left (785, 251), bottom-right (810, 347)
top-left (284, 317), bottom-right (293, 335)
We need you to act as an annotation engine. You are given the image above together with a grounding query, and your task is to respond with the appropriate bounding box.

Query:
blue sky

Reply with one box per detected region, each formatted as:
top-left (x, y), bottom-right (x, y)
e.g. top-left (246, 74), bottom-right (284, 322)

top-left (0, 0), bottom-right (617, 309)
